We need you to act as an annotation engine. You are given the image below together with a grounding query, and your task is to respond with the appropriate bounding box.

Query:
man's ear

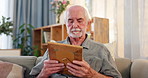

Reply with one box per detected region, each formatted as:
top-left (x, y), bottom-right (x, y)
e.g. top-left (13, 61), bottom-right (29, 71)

top-left (86, 19), bottom-right (92, 31)
top-left (88, 19), bottom-right (92, 25)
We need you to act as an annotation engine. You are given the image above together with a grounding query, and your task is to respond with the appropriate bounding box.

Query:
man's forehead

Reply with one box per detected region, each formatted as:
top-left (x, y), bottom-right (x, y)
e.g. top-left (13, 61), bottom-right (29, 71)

top-left (67, 13), bottom-right (84, 19)
top-left (68, 6), bottom-right (84, 13)
top-left (67, 9), bottom-right (85, 18)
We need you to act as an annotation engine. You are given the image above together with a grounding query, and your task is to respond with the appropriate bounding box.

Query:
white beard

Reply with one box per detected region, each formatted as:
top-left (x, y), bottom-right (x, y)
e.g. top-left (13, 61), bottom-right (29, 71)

top-left (68, 28), bottom-right (83, 38)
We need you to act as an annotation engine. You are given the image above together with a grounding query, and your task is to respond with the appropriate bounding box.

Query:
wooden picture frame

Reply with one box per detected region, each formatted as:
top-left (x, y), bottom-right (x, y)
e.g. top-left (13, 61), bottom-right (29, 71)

top-left (48, 42), bottom-right (82, 75)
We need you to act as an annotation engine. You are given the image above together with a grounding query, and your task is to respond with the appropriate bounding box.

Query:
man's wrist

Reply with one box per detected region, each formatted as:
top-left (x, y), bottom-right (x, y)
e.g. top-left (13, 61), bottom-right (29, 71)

top-left (37, 74), bottom-right (48, 78)
top-left (84, 68), bottom-right (97, 78)
top-left (90, 68), bottom-right (99, 78)
top-left (36, 71), bottom-right (49, 78)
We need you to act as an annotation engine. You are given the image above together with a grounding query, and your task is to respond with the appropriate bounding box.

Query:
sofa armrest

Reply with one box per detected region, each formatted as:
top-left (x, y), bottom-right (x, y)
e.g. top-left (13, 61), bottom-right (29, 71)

top-left (131, 59), bottom-right (148, 78)
top-left (115, 58), bottom-right (132, 78)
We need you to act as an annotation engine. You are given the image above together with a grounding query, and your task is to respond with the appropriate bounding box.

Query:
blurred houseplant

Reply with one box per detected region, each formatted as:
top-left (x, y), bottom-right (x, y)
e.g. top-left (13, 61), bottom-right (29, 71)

top-left (50, 0), bottom-right (70, 23)
top-left (13, 24), bottom-right (40, 56)
top-left (0, 16), bottom-right (13, 36)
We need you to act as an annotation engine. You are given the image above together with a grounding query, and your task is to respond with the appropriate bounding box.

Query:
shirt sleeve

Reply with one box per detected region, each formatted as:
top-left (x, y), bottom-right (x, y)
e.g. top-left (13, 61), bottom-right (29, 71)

top-left (100, 46), bottom-right (122, 78)
top-left (29, 49), bottom-right (49, 76)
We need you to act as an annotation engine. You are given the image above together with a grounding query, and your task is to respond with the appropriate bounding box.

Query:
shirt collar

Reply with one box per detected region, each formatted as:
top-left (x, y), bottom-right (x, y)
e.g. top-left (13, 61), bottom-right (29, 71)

top-left (81, 35), bottom-right (90, 49)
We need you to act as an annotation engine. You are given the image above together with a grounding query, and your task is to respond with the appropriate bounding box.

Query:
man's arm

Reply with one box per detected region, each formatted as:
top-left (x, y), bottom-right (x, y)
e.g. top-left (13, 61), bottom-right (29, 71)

top-left (66, 60), bottom-right (112, 78)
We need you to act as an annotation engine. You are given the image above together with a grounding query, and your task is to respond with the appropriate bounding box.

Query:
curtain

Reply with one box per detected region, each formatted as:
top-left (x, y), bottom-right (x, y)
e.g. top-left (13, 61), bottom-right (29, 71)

top-left (124, 0), bottom-right (148, 59)
top-left (0, 0), bottom-right (14, 49)
top-left (90, 0), bottom-right (118, 43)
top-left (140, 0), bottom-right (148, 59)
top-left (13, 0), bottom-right (56, 48)
top-left (87, 0), bottom-right (148, 59)
top-left (86, 0), bottom-right (123, 58)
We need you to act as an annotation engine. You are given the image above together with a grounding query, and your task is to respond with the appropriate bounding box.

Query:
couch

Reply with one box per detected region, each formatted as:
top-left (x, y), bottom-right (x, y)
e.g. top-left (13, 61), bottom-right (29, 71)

top-left (0, 56), bottom-right (148, 78)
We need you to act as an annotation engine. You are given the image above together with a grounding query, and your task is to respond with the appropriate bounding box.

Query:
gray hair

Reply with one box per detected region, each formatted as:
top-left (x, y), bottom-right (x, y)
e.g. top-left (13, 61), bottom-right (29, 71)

top-left (64, 5), bottom-right (91, 23)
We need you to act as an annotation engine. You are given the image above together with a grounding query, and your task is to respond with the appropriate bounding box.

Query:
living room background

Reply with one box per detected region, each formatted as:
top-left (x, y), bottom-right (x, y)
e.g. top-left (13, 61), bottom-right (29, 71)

top-left (0, 0), bottom-right (148, 59)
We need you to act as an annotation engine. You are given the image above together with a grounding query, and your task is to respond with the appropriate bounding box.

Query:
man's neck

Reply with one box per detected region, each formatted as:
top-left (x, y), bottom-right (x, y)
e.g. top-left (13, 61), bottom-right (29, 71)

top-left (69, 35), bottom-right (86, 46)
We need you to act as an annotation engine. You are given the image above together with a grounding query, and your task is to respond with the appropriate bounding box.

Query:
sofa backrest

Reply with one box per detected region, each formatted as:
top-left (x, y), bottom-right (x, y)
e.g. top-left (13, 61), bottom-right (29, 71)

top-left (115, 58), bottom-right (132, 78)
top-left (0, 56), bottom-right (37, 78)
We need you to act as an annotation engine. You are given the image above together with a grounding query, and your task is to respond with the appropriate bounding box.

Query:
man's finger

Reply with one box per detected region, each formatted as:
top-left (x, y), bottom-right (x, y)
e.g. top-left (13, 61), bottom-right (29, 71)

top-left (44, 60), bottom-right (59, 64)
top-left (67, 62), bottom-right (90, 74)
top-left (44, 63), bottom-right (65, 68)
top-left (72, 60), bottom-right (89, 68)
top-left (67, 66), bottom-right (85, 77)
top-left (46, 66), bottom-right (65, 71)
top-left (67, 63), bottom-right (86, 73)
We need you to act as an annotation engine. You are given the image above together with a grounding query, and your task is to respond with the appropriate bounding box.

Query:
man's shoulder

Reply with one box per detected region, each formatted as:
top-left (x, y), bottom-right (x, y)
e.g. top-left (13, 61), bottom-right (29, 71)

top-left (88, 39), bottom-right (105, 48)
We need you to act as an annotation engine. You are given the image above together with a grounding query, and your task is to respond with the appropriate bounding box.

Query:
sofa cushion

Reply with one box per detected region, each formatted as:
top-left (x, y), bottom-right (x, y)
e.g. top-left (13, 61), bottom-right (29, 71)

top-left (0, 61), bottom-right (23, 78)
top-left (131, 59), bottom-right (148, 78)
top-left (115, 58), bottom-right (132, 78)
top-left (0, 56), bottom-right (37, 78)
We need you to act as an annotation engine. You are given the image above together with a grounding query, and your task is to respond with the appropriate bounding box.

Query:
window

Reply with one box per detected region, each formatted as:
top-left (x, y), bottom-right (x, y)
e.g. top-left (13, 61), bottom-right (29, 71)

top-left (0, 0), bottom-right (14, 49)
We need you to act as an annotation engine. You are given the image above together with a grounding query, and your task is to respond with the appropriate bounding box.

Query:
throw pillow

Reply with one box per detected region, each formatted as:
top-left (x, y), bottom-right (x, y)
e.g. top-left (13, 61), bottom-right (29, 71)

top-left (0, 61), bottom-right (23, 78)
top-left (104, 41), bottom-right (116, 60)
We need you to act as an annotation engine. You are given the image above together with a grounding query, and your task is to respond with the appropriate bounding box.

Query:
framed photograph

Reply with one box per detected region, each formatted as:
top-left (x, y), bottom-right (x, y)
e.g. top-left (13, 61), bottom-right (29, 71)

top-left (48, 42), bottom-right (82, 75)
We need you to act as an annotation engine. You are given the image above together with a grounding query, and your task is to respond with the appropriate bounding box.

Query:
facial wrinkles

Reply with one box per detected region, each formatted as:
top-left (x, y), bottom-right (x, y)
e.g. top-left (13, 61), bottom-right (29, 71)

top-left (67, 18), bottom-right (86, 38)
top-left (66, 6), bottom-right (88, 38)
top-left (68, 8), bottom-right (84, 20)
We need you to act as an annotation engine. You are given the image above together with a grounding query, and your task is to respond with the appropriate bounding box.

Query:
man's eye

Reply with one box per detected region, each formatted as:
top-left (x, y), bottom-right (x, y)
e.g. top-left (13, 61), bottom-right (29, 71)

top-left (69, 20), bottom-right (73, 23)
top-left (78, 20), bottom-right (83, 23)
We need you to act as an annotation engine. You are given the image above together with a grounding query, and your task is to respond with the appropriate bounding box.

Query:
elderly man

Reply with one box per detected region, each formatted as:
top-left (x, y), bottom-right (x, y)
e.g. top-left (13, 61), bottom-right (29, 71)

top-left (30, 5), bottom-right (122, 78)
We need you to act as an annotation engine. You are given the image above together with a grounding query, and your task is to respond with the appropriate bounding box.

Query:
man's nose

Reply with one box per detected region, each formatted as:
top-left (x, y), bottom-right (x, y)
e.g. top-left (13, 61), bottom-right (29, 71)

top-left (72, 20), bottom-right (78, 28)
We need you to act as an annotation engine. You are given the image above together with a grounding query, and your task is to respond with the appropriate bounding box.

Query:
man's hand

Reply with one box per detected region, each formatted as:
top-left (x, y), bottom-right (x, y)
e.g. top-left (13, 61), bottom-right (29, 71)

top-left (37, 60), bottom-right (65, 78)
top-left (66, 60), bottom-right (94, 78)
top-left (66, 60), bottom-right (112, 78)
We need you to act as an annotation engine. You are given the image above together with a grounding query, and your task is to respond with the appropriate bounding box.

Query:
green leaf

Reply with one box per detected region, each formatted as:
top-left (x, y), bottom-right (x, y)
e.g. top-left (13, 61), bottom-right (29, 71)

top-left (28, 24), bottom-right (34, 28)
top-left (20, 29), bottom-right (25, 34)
top-left (19, 24), bottom-right (25, 29)
top-left (26, 28), bottom-right (31, 34)
top-left (12, 23), bottom-right (35, 56)
top-left (0, 16), bottom-right (13, 36)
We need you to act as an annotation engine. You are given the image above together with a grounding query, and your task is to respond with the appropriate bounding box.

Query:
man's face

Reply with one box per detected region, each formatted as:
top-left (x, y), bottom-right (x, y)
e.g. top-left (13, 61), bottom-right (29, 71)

top-left (65, 7), bottom-right (88, 38)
